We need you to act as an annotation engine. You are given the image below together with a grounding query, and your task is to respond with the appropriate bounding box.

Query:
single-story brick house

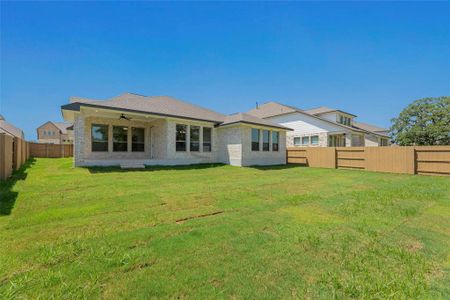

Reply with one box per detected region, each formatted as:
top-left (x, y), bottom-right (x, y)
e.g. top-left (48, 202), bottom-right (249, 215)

top-left (61, 93), bottom-right (291, 168)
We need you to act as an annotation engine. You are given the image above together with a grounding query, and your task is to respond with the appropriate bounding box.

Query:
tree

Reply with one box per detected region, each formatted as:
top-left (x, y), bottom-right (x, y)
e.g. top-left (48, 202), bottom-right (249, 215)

top-left (390, 96), bottom-right (450, 146)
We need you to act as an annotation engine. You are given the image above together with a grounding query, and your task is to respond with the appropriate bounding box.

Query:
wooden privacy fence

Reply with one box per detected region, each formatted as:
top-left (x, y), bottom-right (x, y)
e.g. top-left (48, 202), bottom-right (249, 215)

top-left (29, 142), bottom-right (73, 158)
top-left (0, 133), bottom-right (31, 180)
top-left (287, 146), bottom-right (450, 176)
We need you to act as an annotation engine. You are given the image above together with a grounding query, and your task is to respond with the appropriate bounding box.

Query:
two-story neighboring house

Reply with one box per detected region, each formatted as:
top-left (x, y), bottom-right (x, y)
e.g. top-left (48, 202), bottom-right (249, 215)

top-left (37, 121), bottom-right (74, 144)
top-left (247, 103), bottom-right (390, 147)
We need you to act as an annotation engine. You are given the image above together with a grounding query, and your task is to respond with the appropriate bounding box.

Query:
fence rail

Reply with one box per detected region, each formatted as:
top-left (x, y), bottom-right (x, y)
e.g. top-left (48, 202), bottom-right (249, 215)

top-left (287, 146), bottom-right (450, 176)
top-left (29, 143), bottom-right (73, 158)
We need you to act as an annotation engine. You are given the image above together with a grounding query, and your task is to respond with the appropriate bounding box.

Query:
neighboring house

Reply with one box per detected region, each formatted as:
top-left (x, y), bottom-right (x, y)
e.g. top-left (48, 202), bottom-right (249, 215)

top-left (61, 93), bottom-right (291, 167)
top-left (247, 103), bottom-right (390, 147)
top-left (37, 121), bottom-right (74, 144)
top-left (0, 114), bottom-right (25, 139)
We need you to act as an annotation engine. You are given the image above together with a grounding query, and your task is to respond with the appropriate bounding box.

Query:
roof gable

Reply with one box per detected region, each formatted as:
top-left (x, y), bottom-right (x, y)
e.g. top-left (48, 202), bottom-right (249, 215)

top-left (305, 106), bottom-right (357, 117)
top-left (219, 113), bottom-right (292, 130)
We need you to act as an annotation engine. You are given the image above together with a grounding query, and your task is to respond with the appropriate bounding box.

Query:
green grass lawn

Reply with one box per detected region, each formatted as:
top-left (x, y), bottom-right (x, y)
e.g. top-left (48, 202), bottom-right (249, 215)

top-left (1, 158), bottom-right (449, 299)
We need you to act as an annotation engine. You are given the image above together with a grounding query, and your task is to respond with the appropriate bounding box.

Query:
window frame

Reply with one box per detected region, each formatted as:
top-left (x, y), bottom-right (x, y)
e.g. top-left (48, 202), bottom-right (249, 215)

top-left (272, 131), bottom-right (279, 151)
top-left (175, 124), bottom-right (187, 152)
top-left (251, 128), bottom-right (260, 151)
top-left (190, 125), bottom-right (200, 152)
top-left (262, 130), bottom-right (270, 151)
top-left (294, 137), bottom-right (301, 146)
top-left (131, 127), bottom-right (145, 152)
top-left (301, 136), bottom-right (310, 145)
top-left (202, 127), bottom-right (212, 152)
top-left (310, 135), bottom-right (319, 145)
top-left (113, 126), bottom-right (128, 152)
top-left (91, 124), bottom-right (109, 152)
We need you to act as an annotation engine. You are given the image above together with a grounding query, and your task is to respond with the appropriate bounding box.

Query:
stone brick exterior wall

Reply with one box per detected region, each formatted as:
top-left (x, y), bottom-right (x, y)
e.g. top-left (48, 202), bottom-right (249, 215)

top-left (241, 126), bottom-right (287, 166)
top-left (286, 132), bottom-right (328, 147)
top-left (165, 119), bottom-right (217, 164)
top-left (73, 112), bottom-right (288, 167)
top-left (216, 125), bottom-right (243, 166)
top-left (365, 133), bottom-right (381, 147)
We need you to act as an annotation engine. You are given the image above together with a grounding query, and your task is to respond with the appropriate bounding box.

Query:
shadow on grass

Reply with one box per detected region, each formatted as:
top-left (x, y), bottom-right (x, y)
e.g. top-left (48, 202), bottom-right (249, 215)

top-left (248, 164), bottom-right (304, 171)
top-left (87, 163), bottom-right (226, 174)
top-left (0, 158), bottom-right (36, 216)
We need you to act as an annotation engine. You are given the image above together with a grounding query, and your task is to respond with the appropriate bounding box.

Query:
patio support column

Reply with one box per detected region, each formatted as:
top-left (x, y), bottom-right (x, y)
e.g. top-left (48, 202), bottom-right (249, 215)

top-left (127, 126), bottom-right (132, 153)
top-left (199, 127), bottom-right (203, 153)
top-left (186, 125), bottom-right (190, 153)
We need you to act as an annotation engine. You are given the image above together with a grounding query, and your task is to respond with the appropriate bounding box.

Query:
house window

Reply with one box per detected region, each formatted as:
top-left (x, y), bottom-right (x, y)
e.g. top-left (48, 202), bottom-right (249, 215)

top-left (272, 131), bottom-right (279, 151)
top-left (190, 126), bottom-right (200, 152)
top-left (338, 115), bottom-right (351, 126)
top-left (328, 135), bottom-right (346, 147)
top-left (113, 126), bottom-right (128, 152)
top-left (91, 124), bottom-right (108, 152)
top-left (132, 127), bottom-right (145, 152)
top-left (294, 137), bottom-right (301, 146)
top-left (251, 128), bottom-right (260, 151)
top-left (176, 124), bottom-right (187, 151)
top-left (262, 130), bottom-right (270, 151)
top-left (302, 136), bottom-right (310, 145)
top-left (311, 135), bottom-right (319, 145)
top-left (380, 138), bottom-right (388, 147)
top-left (203, 127), bottom-right (212, 152)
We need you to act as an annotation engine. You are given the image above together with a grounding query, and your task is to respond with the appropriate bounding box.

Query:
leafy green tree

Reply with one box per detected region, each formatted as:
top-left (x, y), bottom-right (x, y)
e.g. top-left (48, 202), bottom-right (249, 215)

top-left (390, 96), bottom-right (450, 145)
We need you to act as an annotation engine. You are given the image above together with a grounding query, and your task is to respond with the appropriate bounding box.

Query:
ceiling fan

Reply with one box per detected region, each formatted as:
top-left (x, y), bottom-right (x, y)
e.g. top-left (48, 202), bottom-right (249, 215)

top-left (119, 113), bottom-right (132, 121)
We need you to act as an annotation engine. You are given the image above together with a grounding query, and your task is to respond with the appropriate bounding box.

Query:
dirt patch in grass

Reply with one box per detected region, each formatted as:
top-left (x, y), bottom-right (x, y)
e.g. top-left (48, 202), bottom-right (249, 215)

top-left (176, 211), bottom-right (224, 224)
top-left (406, 241), bottom-right (424, 253)
top-left (123, 262), bottom-right (154, 273)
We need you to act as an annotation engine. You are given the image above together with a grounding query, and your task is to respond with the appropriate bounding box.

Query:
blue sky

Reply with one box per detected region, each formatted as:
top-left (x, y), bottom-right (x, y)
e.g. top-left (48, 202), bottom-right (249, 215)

top-left (1, 2), bottom-right (449, 140)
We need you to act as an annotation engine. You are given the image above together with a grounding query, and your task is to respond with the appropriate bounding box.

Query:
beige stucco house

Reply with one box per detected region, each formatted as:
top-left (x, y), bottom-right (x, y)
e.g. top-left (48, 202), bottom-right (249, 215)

top-left (247, 102), bottom-right (390, 147)
top-left (37, 121), bottom-right (73, 144)
top-left (61, 93), bottom-right (291, 168)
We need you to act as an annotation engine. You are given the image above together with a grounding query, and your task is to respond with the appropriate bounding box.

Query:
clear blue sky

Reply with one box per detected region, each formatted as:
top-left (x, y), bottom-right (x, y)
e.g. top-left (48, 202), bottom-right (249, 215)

top-left (1, 2), bottom-right (449, 140)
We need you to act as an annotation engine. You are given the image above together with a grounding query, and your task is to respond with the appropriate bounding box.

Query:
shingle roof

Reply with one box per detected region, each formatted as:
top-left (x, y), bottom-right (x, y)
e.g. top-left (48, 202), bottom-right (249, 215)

top-left (0, 118), bottom-right (24, 139)
top-left (66, 93), bottom-right (226, 123)
top-left (219, 113), bottom-right (293, 130)
top-left (63, 93), bottom-right (289, 130)
top-left (246, 102), bottom-right (383, 135)
top-left (304, 106), bottom-right (335, 115)
top-left (353, 122), bottom-right (388, 136)
top-left (305, 106), bottom-right (357, 117)
top-left (247, 102), bottom-right (298, 118)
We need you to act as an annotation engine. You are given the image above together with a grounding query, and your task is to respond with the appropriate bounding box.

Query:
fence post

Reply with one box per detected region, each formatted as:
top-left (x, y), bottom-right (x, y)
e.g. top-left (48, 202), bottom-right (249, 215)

top-left (0, 134), bottom-right (5, 180)
top-left (413, 147), bottom-right (417, 175)
top-left (334, 147), bottom-right (337, 169)
top-left (12, 137), bottom-right (17, 170)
